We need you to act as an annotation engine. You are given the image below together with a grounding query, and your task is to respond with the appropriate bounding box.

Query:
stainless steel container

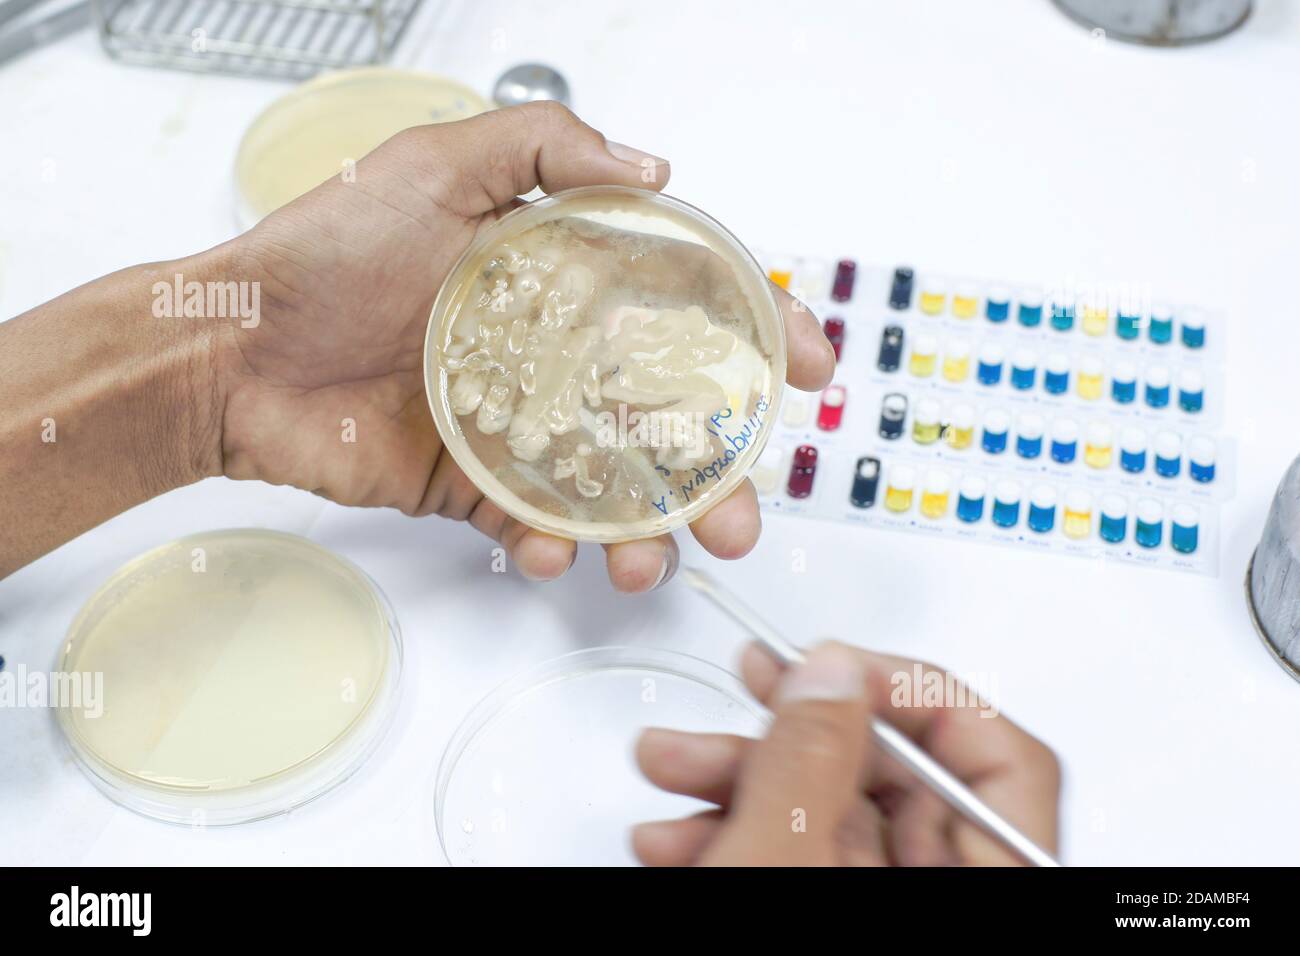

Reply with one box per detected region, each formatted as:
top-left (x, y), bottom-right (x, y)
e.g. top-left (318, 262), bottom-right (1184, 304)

top-left (1247, 454), bottom-right (1300, 682)
top-left (1052, 0), bottom-right (1251, 46)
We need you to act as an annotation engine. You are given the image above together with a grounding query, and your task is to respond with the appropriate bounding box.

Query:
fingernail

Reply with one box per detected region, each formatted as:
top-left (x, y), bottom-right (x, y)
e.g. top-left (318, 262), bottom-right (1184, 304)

top-left (651, 547), bottom-right (677, 591)
top-left (777, 643), bottom-right (866, 704)
top-left (605, 139), bottom-right (669, 168)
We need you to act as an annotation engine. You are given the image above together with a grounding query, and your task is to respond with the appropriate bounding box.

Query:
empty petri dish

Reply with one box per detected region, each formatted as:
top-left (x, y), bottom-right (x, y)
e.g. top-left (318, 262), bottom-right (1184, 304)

top-left (435, 647), bottom-right (769, 866)
top-left (424, 185), bottom-right (786, 542)
top-left (234, 67), bottom-right (490, 228)
top-left (55, 530), bottom-right (402, 826)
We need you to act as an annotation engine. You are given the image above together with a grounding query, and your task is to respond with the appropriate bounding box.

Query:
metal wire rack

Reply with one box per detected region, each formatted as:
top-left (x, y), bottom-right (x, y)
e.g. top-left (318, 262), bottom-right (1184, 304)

top-left (94, 0), bottom-right (423, 80)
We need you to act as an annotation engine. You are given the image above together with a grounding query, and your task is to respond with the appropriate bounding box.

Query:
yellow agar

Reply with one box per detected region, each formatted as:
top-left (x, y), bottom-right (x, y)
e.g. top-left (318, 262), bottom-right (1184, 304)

top-left (921, 490), bottom-right (949, 519)
top-left (909, 352), bottom-right (937, 378)
top-left (919, 291), bottom-right (946, 316)
top-left (942, 355), bottom-right (970, 383)
top-left (1063, 507), bottom-right (1092, 540)
top-left (885, 485), bottom-right (914, 513)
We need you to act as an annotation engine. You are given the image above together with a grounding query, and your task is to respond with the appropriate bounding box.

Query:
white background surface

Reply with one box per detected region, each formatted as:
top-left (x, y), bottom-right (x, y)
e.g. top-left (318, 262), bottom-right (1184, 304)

top-left (3, 0), bottom-right (1299, 866)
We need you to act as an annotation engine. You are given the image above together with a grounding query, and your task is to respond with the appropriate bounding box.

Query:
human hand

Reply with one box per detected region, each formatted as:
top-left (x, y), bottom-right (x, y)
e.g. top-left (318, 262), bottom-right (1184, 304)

top-left (633, 642), bottom-right (1061, 865)
top-left (213, 103), bottom-right (834, 591)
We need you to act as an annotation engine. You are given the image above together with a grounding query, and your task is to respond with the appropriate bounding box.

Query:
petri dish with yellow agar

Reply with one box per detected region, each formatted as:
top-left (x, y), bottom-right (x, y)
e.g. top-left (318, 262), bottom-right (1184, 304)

top-left (234, 67), bottom-right (490, 228)
top-left (434, 647), bottom-right (769, 866)
top-left (424, 185), bottom-right (787, 543)
top-left (55, 530), bottom-right (402, 826)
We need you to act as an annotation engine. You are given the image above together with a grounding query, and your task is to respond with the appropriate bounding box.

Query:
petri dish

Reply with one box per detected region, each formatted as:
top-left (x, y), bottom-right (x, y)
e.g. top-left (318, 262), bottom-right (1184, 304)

top-left (435, 646), bottom-right (769, 866)
top-left (234, 67), bottom-right (490, 228)
top-left (424, 185), bottom-right (786, 543)
top-left (55, 530), bottom-right (402, 826)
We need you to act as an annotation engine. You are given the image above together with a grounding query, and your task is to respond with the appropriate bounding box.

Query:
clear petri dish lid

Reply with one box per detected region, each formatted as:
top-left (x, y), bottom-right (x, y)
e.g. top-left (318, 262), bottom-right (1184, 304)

top-left (234, 67), bottom-right (490, 229)
top-left (55, 530), bottom-right (402, 827)
top-left (424, 185), bottom-right (787, 543)
top-left (435, 647), bottom-right (769, 866)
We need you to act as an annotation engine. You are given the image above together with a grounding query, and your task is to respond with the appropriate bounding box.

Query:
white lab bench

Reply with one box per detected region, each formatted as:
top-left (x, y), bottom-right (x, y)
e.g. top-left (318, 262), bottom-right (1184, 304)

top-left (2, 0), bottom-right (1299, 865)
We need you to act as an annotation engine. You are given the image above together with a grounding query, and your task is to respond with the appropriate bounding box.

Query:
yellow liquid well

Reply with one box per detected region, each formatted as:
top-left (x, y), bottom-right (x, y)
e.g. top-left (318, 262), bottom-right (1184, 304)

top-left (909, 353), bottom-right (937, 377)
top-left (921, 490), bottom-right (949, 518)
top-left (951, 295), bottom-right (978, 319)
top-left (913, 420), bottom-right (942, 445)
top-left (946, 425), bottom-right (974, 450)
top-left (1081, 308), bottom-right (1108, 336)
top-left (1077, 373), bottom-right (1104, 400)
top-left (1063, 509), bottom-right (1092, 540)
top-left (885, 486), bottom-right (914, 512)
top-left (942, 356), bottom-right (970, 382)
top-left (768, 269), bottom-right (792, 290)
top-left (919, 291), bottom-right (946, 316)
top-left (57, 531), bottom-right (393, 795)
top-left (1085, 443), bottom-right (1113, 469)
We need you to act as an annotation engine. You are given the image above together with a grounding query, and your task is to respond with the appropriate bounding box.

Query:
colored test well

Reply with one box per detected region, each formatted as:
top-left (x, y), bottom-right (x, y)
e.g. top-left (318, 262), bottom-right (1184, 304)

top-left (977, 342), bottom-right (1004, 385)
top-left (1043, 352), bottom-right (1070, 395)
top-left (921, 470), bottom-right (952, 519)
top-left (1028, 485), bottom-right (1057, 533)
top-left (909, 333), bottom-right (939, 378)
top-left (1144, 365), bottom-right (1171, 408)
top-left (823, 317), bottom-right (846, 362)
top-left (1154, 431), bottom-right (1182, 478)
top-left (1080, 297), bottom-right (1108, 337)
top-left (946, 403), bottom-right (976, 450)
top-left (878, 324), bottom-right (904, 372)
top-left (956, 476), bottom-right (987, 523)
top-left (1099, 494), bottom-right (1128, 543)
top-left (942, 339), bottom-right (972, 383)
top-left (991, 481), bottom-right (1022, 528)
top-left (1016, 413), bottom-right (1045, 459)
top-left (751, 444), bottom-right (787, 496)
top-left (1116, 301), bottom-right (1141, 341)
top-left (981, 409), bottom-right (1010, 454)
top-left (1178, 368), bottom-right (1204, 413)
top-left (831, 259), bottom-right (856, 302)
top-left (1188, 436), bottom-right (1216, 483)
top-left (879, 392), bottom-right (908, 440)
top-left (952, 282), bottom-right (980, 319)
top-left (884, 463), bottom-right (917, 513)
top-left (918, 277), bottom-right (947, 316)
top-left (1050, 418), bottom-right (1079, 464)
top-left (1135, 498), bottom-right (1164, 548)
top-left (1077, 356), bottom-right (1104, 401)
top-left (1010, 349), bottom-right (1037, 390)
top-left (817, 385), bottom-right (846, 432)
top-left (1120, 426), bottom-right (1148, 473)
top-left (1017, 289), bottom-right (1044, 328)
top-left (850, 456), bottom-right (881, 508)
top-left (913, 398), bottom-right (942, 445)
top-left (986, 286), bottom-right (1010, 323)
top-left (1111, 361), bottom-right (1137, 404)
top-left (1149, 304), bottom-right (1173, 344)
top-left (782, 394), bottom-right (810, 428)
top-left (889, 266), bottom-right (914, 310)
top-left (1084, 423), bottom-right (1114, 469)
top-left (787, 444), bottom-right (818, 499)
top-left (1171, 504), bottom-right (1199, 554)
top-left (1181, 309), bottom-right (1206, 349)
top-left (1063, 489), bottom-right (1093, 540)
top-left (1049, 299), bottom-right (1075, 332)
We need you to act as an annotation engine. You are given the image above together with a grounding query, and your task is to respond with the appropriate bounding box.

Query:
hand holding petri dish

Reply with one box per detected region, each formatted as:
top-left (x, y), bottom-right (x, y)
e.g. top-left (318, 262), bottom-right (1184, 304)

top-left (424, 185), bottom-right (787, 543)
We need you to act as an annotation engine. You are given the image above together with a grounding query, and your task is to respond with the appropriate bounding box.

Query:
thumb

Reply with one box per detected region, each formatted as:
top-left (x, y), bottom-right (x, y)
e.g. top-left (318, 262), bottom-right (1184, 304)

top-left (413, 101), bottom-right (670, 215)
top-left (724, 642), bottom-right (876, 863)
